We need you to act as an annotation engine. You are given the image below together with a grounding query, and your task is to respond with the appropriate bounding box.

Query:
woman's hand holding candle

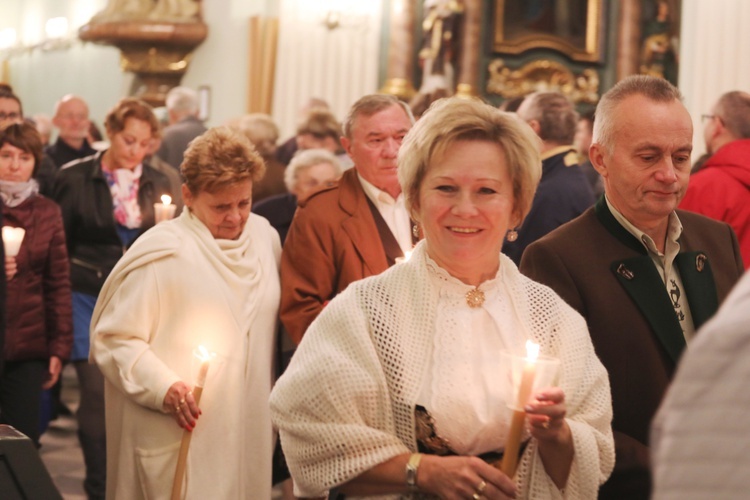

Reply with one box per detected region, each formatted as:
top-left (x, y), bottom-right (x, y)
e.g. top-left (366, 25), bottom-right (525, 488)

top-left (5, 256), bottom-right (17, 280)
top-left (163, 381), bottom-right (201, 431)
top-left (525, 387), bottom-right (574, 489)
top-left (525, 387), bottom-right (569, 441)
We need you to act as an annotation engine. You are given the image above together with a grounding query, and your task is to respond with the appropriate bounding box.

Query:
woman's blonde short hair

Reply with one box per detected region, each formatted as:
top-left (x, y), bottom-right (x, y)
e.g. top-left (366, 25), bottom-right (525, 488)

top-left (284, 148), bottom-right (343, 192)
top-left (398, 97), bottom-right (541, 226)
top-left (181, 126), bottom-right (265, 194)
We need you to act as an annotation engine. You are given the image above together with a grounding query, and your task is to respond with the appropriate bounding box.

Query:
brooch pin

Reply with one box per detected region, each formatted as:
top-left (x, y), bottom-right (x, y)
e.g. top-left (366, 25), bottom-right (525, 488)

top-left (466, 288), bottom-right (485, 308)
top-left (617, 263), bottom-right (634, 280)
top-left (696, 253), bottom-right (707, 272)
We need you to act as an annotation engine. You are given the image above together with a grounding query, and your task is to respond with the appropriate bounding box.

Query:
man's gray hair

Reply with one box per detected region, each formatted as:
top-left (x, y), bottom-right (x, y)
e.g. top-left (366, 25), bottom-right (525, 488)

top-left (520, 91), bottom-right (579, 144)
top-left (715, 91), bottom-right (750, 139)
top-left (165, 86), bottom-right (200, 116)
top-left (284, 148), bottom-right (343, 192)
top-left (593, 75), bottom-right (683, 153)
top-left (343, 94), bottom-right (414, 139)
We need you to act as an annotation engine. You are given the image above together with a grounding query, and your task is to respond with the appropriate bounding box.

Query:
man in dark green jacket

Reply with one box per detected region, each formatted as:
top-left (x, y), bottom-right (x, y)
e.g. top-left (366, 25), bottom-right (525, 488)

top-left (521, 75), bottom-right (744, 499)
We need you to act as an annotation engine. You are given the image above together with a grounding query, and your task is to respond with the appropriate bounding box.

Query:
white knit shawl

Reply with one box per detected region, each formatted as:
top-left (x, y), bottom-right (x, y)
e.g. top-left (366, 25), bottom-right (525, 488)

top-left (270, 241), bottom-right (614, 499)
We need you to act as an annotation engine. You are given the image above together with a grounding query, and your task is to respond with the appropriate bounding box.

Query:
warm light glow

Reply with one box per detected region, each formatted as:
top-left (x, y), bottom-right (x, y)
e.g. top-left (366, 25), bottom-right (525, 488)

top-left (525, 340), bottom-right (540, 361)
top-left (195, 345), bottom-right (212, 362)
top-left (2, 226), bottom-right (26, 257)
top-left (161, 194), bottom-right (172, 205)
top-left (395, 250), bottom-right (412, 264)
top-left (0, 28), bottom-right (17, 50)
top-left (45, 17), bottom-right (68, 39)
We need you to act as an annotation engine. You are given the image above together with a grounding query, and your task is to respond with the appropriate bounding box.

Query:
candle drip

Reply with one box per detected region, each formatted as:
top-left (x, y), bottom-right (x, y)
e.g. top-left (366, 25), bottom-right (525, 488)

top-left (465, 287), bottom-right (485, 308)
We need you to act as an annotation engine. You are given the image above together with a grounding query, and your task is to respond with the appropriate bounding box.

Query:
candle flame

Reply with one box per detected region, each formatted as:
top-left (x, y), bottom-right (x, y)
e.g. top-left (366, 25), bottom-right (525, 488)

top-left (195, 345), bottom-right (212, 362)
top-left (525, 340), bottom-right (540, 361)
top-left (161, 194), bottom-right (172, 205)
top-left (2, 226), bottom-right (25, 241)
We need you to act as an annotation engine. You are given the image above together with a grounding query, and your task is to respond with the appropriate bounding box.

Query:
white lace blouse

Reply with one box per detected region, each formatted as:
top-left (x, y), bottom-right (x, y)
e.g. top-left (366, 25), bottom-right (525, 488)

top-left (419, 253), bottom-right (526, 456)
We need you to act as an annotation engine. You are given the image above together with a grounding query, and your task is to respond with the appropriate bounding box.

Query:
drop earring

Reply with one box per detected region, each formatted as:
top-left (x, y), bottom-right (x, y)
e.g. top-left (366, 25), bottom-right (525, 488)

top-left (412, 224), bottom-right (420, 239)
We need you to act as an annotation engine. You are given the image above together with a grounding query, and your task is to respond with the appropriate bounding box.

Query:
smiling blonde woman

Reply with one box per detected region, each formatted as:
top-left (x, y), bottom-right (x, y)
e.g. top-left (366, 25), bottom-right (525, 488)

top-left (271, 98), bottom-right (614, 499)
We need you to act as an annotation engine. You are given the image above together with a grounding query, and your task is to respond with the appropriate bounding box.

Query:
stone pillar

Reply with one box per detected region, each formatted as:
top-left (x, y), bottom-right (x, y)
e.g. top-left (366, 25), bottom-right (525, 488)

top-left (380, 0), bottom-right (416, 100)
top-left (455, 0), bottom-right (480, 98)
top-left (616, 0), bottom-right (642, 81)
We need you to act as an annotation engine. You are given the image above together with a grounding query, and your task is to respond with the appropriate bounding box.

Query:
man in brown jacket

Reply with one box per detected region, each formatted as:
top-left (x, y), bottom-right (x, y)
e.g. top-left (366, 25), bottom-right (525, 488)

top-left (280, 94), bottom-right (414, 344)
top-left (521, 76), bottom-right (744, 499)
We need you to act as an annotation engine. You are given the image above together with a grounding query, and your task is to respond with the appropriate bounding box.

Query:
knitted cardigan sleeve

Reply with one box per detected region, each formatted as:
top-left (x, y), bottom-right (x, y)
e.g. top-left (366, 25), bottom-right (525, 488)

top-left (270, 288), bottom-right (410, 498)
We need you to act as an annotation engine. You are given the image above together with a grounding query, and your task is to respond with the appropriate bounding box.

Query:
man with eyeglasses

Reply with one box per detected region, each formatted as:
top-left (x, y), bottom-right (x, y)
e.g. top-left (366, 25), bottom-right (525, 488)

top-left (0, 90), bottom-right (57, 196)
top-left (680, 91), bottom-right (750, 269)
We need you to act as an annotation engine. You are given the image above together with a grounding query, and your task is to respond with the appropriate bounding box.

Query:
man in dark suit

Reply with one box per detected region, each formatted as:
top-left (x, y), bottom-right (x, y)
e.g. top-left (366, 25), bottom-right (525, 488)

top-left (503, 91), bottom-right (594, 265)
top-left (280, 94), bottom-right (415, 344)
top-left (45, 95), bottom-right (97, 169)
top-left (521, 75), bottom-right (744, 499)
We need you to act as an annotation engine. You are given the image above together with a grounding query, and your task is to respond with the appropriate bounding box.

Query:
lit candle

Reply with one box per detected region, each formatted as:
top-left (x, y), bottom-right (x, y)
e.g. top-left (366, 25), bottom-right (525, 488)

top-left (195, 345), bottom-right (211, 388)
top-left (171, 345), bottom-right (213, 500)
top-left (395, 249), bottom-right (413, 264)
top-left (155, 194), bottom-right (176, 223)
top-left (2, 226), bottom-right (25, 257)
top-left (501, 340), bottom-right (539, 478)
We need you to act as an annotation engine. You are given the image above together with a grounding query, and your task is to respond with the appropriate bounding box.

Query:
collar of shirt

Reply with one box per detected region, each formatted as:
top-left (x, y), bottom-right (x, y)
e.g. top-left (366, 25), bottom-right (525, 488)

top-left (605, 196), bottom-right (683, 278)
top-left (540, 145), bottom-right (576, 161)
top-left (358, 173), bottom-right (401, 206)
top-left (358, 172), bottom-right (412, 253)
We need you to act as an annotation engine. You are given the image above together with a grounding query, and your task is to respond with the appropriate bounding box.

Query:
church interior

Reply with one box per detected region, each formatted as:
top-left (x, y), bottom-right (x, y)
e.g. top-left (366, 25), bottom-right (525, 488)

top-left (1, 1), bottom-right (750, 499)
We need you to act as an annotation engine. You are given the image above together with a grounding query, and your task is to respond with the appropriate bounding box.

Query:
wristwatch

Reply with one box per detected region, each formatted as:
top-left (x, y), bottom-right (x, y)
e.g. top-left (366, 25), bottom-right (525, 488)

top-left (406, 453), bottom-right (422, 492)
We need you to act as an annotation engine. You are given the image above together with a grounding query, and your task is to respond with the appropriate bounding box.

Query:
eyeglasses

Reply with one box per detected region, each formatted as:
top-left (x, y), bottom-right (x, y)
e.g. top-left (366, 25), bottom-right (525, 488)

top-left (701, 114), bottom-right (716, 123)
top-left (0, 112), bottom-right (20, 121)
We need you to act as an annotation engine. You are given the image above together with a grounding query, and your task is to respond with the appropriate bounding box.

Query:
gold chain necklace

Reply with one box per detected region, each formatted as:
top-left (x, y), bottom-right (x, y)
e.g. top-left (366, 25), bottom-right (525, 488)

top-left (465, 287), bottom-right (485, 308)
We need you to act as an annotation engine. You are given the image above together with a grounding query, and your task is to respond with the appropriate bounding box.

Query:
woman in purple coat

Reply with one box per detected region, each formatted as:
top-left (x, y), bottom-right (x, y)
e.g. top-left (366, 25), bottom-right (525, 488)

top-left (0, 122), bottom-right (72, 446)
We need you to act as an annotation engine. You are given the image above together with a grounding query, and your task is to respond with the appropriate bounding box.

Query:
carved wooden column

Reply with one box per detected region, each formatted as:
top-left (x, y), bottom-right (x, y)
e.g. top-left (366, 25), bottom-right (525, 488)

top-left (455, 0), bottom-right (480, 97)
top-left (380, 0), bottom-right (416, 100)
top-left (616, 0), bottom-right (642, 81)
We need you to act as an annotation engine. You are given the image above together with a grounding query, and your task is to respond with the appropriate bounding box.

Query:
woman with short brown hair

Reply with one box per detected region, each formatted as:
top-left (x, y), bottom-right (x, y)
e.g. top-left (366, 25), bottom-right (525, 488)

top-left (91, 126), bottom-right (281, 499)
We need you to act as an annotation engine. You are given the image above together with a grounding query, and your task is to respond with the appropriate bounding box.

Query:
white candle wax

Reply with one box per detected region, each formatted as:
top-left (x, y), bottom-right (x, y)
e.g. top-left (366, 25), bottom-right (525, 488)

top-left (154, 194), bottom-right (176, 223)
top-left (2, 226), bottom-right (26, 257)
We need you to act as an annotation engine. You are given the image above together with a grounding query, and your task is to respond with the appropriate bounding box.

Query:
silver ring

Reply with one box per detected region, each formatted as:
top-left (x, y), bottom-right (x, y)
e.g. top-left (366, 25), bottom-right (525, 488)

top-left (542, 420), bottom-right (550, 429)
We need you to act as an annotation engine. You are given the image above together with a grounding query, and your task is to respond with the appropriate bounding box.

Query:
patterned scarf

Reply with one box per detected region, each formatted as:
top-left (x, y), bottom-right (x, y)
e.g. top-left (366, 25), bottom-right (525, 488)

top-left (103, 164), bottom-right (143, 229)
top-left (0, 179), bottom-right (39, 207)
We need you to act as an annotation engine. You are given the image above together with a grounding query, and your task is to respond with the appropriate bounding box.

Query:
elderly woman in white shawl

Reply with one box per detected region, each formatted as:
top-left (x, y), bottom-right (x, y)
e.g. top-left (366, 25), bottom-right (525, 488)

top-left (91, 127), bottom-right (280, 499)
top-left (270, 98), bottom-right (614, 499)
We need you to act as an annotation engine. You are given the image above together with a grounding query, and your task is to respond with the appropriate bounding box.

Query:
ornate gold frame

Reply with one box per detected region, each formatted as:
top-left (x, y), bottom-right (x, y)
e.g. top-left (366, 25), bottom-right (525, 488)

top-left (486, 58), bottom-right (600, 104)
top-left (494, 0), bottom-right (604, 63)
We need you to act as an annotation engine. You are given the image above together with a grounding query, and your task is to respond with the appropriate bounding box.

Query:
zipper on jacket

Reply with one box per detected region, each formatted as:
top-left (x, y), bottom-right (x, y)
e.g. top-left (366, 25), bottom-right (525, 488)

top-left (70, 257), bottom-right (104, 279)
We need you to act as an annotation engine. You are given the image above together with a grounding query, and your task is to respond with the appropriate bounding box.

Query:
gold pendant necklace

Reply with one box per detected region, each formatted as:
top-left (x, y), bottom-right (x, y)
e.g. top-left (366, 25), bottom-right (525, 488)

top-left (465, 287), bottom-right (485, 308)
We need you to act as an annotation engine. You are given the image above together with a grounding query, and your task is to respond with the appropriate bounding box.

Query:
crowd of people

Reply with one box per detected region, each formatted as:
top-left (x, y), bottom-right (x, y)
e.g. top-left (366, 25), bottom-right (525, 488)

top-left (0, 74), bottom-right (747, 500)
